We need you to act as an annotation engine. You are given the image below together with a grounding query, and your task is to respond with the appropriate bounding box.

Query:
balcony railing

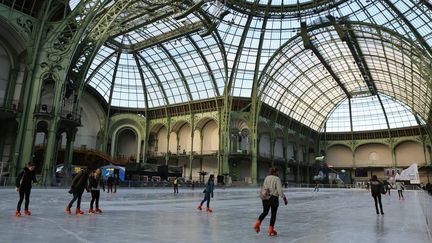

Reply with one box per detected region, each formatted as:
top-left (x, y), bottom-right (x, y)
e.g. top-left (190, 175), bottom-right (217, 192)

top-left (34, 104), bottom-right (81, 122)
top-left (147, 150), bottom-right (219, 157)
top-left (0, 99), bottom-right (22, 112)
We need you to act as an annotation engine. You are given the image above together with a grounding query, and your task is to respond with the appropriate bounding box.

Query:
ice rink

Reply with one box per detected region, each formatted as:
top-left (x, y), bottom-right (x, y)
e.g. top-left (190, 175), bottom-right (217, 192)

top-left (0, 187), bottom-right (430, 243)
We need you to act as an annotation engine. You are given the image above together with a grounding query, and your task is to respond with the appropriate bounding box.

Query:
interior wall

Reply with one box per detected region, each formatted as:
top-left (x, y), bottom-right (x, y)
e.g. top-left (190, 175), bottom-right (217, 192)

top-left (157, 127), bottom-right (168, 154)
top-left (168, 131), bottom-right (177, 154)
top-left (201, 120), bottom-right (218, 152)
top-left (0, 120), bottom-right (16, 163)
top-left (0, 43), bottom-right (10, 105)
top-left (201, 157), bottom-right (218, 178)
top-left (354, 144), bottom-right (391, 167)
top-left (116, 129), bottom-right (137, 159)
top-left (259, 134), bottom-right (271, 156)
top-left (75, 92), bottom-right (105, 149)
top-left (238, 160), bottom-right (251, 180)
top-left (298, 146), bottom-right (304, 162)
top-left (286, 143), bottom-right (294, 160)
top-left (193, 130), bottom-right (201, 153)
top-left (395, 141), bottom-right (426, 166)
top-left (326, 145), bottom-right (353, 167)
top-left (274, 138), bottom-right (284, 158)
top-left (178, 124), bottom-right (191, 153)
top-left (259, 162), bottom-right (271, 180)
top-left (427, 146), bottom-right (431, 163)
top-left (34, 132), bottom-right (46, 146)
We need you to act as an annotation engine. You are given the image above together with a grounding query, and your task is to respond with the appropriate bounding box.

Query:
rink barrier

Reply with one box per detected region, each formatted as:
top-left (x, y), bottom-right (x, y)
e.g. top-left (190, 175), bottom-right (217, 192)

top-left (419, 190), bottom-right (432, 238)
top-left (0, 176), bottom-right (425, 192)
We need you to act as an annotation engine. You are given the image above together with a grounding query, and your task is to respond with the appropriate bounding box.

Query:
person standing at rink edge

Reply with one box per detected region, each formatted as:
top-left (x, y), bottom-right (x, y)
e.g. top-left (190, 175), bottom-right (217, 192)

top-left (15, 162), bottom-right (37, 216)
top-left (254, 167), bottom-right (288, 236)
top-left (370, 175), bottom-right (384, 215)
top-left (197, 174), bottom-right (215, 213)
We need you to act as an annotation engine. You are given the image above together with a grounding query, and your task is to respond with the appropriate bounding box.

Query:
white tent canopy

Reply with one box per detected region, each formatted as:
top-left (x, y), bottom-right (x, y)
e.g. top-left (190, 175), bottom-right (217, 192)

top-left (394, 163), bottom-right (420, 184)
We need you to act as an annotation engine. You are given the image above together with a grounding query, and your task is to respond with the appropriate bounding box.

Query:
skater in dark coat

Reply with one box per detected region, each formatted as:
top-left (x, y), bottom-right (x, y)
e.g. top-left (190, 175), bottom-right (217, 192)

top-left (370, 175), bottom-right (384, 215)
top-left (107, 175), bottom-right (114, 193)
top-left (88, 168), bottom-right (105, 214)
top-left (66, 168), bottom-right (89, 215)
top-left (15, 162), bottom-right (37, 216)
top-left (197, 174), bottom-right (215, 213)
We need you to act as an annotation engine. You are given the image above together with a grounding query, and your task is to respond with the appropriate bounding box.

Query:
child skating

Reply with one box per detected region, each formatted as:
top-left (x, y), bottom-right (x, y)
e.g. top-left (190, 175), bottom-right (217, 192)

top-left (88, 168), bottom-right (105, 214)
top-left (15, 162), bottom-right (37, 216)
top-left (197, 174), bottom-right (214, 213)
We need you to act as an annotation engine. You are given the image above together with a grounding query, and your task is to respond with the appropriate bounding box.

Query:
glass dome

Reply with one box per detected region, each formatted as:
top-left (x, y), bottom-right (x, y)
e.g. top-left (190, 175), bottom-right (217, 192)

top-left (83, 0), bottom-right (432, 132)
top-left (323, 94), bottom-right (423, 133)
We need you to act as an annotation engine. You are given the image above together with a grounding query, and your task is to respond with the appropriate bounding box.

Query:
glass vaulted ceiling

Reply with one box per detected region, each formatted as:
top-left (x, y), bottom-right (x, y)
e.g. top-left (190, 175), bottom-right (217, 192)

top-left (86, 0), bottom-right (432, 131)
top-left (324, 94), bottom-right (423, 133)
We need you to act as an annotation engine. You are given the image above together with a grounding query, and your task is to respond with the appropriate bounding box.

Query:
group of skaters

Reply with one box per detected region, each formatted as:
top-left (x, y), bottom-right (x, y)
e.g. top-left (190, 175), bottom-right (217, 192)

top-left (368, 175), bottom-right (407, 215)
top-left (194, 168), bottom-right (288, 236)
top-left (15, 162), bottom-right (417, 238)
top-left (15, 162), bottom-right (119, 217)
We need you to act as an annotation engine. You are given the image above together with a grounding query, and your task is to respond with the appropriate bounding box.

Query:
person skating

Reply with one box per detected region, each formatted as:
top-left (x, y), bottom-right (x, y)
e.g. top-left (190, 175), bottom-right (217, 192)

top-left (396, 181), bottom-right (405, 200)
top-left (370, 175), bottom-right (384, 215)
top-left (107, 175), bottom-right (114, 193)
top-left (254, 167), bottom-right (288, 236)
top-left (383, 180), bottom-right (392, 196)
top-left (88, 168), bottom-right (105, 214)
top-left (197, 174), bottom-right (215, 213)
top-left (66, 168), bottom-right (90, 215)
top-left (313, 182), bottom-right (319, 192)
top-left (113, 174), bottom-right (119, 193)
top-left (173, 177), bottom-right (179, 194)
top-left (15, 162), bottom-right (37, 216)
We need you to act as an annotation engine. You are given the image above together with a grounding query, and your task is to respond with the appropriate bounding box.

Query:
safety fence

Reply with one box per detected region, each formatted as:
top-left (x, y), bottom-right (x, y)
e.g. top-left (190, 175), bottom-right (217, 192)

top-left (419, 190), bottom-right (432, 239)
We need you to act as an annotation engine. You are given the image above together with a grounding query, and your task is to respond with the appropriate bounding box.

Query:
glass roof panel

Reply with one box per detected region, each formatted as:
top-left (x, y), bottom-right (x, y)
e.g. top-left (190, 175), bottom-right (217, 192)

top-left (324, 94), bottom-right (421, 132)
top-left (83, 0), bottom-right (431, 133)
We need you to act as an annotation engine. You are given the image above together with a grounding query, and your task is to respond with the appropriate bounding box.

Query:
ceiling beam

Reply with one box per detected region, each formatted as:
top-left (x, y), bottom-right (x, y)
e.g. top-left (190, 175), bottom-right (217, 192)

top-left (382, 0), bottom-right (432, 57)
top-left (301, 21), bottom-right (352, 98)
top-left (327, 15), bottom-right (378, 95)
top-left (107, 21), bottom-right (206, 52)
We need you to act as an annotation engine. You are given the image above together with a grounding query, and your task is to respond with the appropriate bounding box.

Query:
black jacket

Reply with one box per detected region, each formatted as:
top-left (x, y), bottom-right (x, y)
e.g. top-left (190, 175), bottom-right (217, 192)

top-left (88, 174), bottom-right (105, 191)
top-left (16, 167), bottom-right (37, 189)
top-left (370, 179), bottom-right (383, 196)
top-left (70, 170), bottom-right (89, 193)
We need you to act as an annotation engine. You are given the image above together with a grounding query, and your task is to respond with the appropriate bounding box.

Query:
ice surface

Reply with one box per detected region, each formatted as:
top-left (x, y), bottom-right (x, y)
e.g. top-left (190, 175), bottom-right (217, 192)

top-left (0, 187), bottom-right (430, 243)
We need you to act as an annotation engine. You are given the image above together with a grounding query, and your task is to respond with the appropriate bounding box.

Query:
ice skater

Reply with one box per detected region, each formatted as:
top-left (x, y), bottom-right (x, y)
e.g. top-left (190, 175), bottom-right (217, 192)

top-left (370, 175), bottom-right (384, 215)
top-left (254, 167), bottom-right (288, 236)
top-left (396, 181), bottom-right (405, 200)
top-left (383, 180), bottom-right (392, 196)
top-left (113, 174), bottom-right (119, 193)
top-left (173, 177), bottom-right (179, 194)
top-left (313, 182), bottom-right (319, 192)
top-left (15, 162), bottom-right (37, 216)
top-left (88, 168), bottom-right (105, 214)
top-left (107, 175), bottom-right (114, 193)
top-left (197, 174), bottom-right (215, 213)
top-left (66, 168), bottom-right (90, 215)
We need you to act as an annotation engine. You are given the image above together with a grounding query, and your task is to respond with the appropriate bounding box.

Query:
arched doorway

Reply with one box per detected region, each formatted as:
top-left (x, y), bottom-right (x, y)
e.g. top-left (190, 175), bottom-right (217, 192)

top-left (114, 128), bottom-right (138, 163)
